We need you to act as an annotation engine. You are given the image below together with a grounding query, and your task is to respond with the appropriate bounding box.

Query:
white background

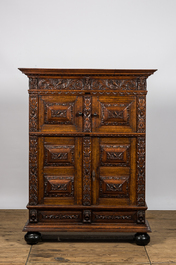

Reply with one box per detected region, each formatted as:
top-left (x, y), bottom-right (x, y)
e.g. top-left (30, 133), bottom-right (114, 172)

top-left (0, 0), bottom-right (176, 209)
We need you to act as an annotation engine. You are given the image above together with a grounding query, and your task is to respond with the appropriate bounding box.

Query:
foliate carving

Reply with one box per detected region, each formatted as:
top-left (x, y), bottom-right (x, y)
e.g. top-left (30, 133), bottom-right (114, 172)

top-left (29, 136), bottom-right (38, 205)
top-left (83, 137), bottom-right (91, 206)
top-left (29, 78), bottom-right (38, 89)
top-left (83, 210), bottom-right (91, 223)
top-left (94, 214), bottom-right (132, 220)
top-left (91, 79), bottom-right (138, 90)
top-left (106, 183), bottom-right (123, 192)
top-left (38, 78), bottom-right (85, 90)
top-left (137, 210), bottom-right (145, 224)
top-left (100, 145), bottom-right (130, 167)
top-left (44, 145), bottom-right (74, 166)
top-left (29, 96), bottom-right (38, 132)
top-left (84, 96), bottom-right (92, 132)
top-left (137, 96), bottom-right (146, 133)
top-left (100, 101), bottom-right (132, 126)
top-left (29, 209), bottom-right (38, 223)
top-left (137, 77), bottom-right (146, 90)
top-left (136, 137), bottom-right (145, 206)
top-left (44, 102), bottom-right (74, 125)
top-left (42, 214), bottom-right (80, 220)
top-left (44, 176), bottom-right (74, 197)
top-left (37, 78), bottom-right (146, 91)
top-left (107, 152), bottom-right (123, 160)
top-left (99, 176), bottom-right (129, 198)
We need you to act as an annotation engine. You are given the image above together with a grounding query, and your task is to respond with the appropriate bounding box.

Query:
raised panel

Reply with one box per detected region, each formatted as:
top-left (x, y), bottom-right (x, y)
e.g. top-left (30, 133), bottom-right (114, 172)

top-left (39, 96), bottom-right (83, 132)
top-left (92, 96), bottom-right (136, 132)
top-left (44, 144), bottom-right (74, 166)
top-left (44, 175), bottom-right (74, 197)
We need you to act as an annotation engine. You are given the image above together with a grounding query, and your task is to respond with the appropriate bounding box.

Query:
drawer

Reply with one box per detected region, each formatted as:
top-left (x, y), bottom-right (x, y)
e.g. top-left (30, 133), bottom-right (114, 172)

top-left (92, 96), bottom-right (136, 133)
top-left (92, 211), bottom-right (137, 223)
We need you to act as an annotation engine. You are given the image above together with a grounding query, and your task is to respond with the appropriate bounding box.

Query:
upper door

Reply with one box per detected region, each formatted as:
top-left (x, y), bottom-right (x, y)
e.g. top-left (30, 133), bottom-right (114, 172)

top-left (92, 96), bottom-right (136, 133)
top-left (39, 96), bottom-right (83, 132)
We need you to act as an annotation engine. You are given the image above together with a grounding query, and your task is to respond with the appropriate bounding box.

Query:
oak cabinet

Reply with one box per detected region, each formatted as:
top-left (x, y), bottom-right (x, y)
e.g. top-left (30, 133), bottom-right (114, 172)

top-left (19, 68), bottom-right (156, 245)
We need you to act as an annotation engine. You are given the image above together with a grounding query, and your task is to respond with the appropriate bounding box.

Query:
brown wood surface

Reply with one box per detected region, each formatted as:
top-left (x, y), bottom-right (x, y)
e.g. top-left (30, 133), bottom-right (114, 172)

top-left (19, 68), bottom-right (156, 236)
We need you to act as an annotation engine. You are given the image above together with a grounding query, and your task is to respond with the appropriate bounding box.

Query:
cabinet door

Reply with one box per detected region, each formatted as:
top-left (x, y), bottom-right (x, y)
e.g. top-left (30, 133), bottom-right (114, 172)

top-left (92, 137), bottom-right (136, 206)
top-left (92, 96), bottom-right (136, 132)
top-left (39, 96), bottom-right (83, 132)
top-left (38, 137), bottom-right (82, 205)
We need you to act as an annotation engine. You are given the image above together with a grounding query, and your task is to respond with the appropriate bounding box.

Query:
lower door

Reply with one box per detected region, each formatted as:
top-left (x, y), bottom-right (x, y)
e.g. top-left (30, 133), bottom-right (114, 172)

top-left (38, 137), bottom-right (82, 205)
top-left (92, 137), bottom-right (136, 206)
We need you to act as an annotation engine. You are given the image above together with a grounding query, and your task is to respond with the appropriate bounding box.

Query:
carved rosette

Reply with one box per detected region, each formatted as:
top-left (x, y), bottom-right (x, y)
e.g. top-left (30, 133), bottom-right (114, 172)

top-left (84, 96), bottom-right (92, 132)
top-left (29, 136), bottom-right (38, 205)
top-left (83, 137), bottom-right (91, 206)
top-left (83, 210), bottom-right (91, 223)
top-left (137, 77), bottom-right (146, 90)
top-left (29, 77), bottom-right (38, 90)
top-left (136, 137), bottom-right (145, 206)
top-left (29, 209), bottom-right (38, 223)
top-left (137, 96), bottom-right (146, 133)
top-left (137, 210), bottom-right (145, 224)
top-left (29, 95), bottom-right (38, 132)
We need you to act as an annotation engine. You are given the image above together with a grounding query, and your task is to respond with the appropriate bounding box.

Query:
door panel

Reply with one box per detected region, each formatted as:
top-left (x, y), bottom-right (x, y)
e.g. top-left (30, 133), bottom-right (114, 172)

top-left (38, 137), bottom-right (82, 205)
top-left (92, 137), bottom-right (136, 206)
top-left (39, 96), bottom-right (83, 132)
top-left (92, 96), bottom-right (136, 132)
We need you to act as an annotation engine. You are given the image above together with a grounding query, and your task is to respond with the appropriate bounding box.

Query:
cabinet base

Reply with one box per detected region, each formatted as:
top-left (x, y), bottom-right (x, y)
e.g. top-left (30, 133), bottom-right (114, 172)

top-left (23, 219), bottom-right (151, 233)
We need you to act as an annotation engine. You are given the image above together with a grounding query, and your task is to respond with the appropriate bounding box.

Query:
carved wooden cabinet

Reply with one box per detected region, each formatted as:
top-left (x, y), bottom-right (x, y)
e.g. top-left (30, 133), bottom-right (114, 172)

top-left (19, 68), bottom-right (156, 245)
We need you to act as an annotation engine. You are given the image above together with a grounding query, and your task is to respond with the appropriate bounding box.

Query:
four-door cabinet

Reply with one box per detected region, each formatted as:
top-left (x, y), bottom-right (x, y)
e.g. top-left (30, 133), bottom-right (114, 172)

top-left (19, 68), bottom-right (157, 245)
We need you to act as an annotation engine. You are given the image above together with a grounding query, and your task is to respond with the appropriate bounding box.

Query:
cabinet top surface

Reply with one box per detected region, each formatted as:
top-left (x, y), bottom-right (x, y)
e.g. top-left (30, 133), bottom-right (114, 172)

top-left (19, 68), bottom-right (157, 78)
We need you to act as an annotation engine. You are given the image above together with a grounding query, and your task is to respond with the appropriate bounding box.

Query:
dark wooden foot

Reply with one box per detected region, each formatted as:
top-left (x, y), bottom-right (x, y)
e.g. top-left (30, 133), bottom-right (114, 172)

top-left (24, 232), bottom-right (41, 245)
top-left (134, 233), bottom-right (150, 246)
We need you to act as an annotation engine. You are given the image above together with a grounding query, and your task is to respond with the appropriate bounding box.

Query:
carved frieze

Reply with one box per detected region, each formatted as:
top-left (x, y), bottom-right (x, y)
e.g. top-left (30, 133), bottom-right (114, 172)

top-left (136, 136), bottom-right (145, 206)
top-left (29, 136), bottom-right (38, 205)
top-left (29, 77), bottom-right (38, 90)
top-left (83, 137), bottom-right (91, 206)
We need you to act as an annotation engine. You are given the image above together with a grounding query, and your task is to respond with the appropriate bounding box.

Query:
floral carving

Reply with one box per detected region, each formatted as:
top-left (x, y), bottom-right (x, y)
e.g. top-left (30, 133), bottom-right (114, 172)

top-left (29, 78), bottom-right (38, 89)
top-left (83, 137), bottom-right (91, 206)
top-left (137, 210), bottom-right (145, 224)
top-left (29, 136), bottom-right (38, 205)
top-left (84, 96), bottom-right (92, 132)
top-left (29, 96), bottom-right (38, 132)
top-left (137, 96), bottom-right (146, 133)
top-left (136, 137), bottom-right (145, 206)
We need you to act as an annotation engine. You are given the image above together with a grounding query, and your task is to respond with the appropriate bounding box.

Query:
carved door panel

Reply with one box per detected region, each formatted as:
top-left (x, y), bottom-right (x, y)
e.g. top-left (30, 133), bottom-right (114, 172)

top-left (92, 137), bottom-right (136, 206)
top-left (38, 137), bottom-right (82, 205)
top-left (92, 96), bottom-right (136, 132)
top-left (39, 96), bottom-right (83, 132)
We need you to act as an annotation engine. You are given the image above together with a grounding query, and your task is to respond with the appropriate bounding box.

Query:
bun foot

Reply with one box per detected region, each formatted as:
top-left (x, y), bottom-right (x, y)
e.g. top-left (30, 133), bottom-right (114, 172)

top-left (134, 233), bottom-right (150, 246)
top-left (24, 232), bottom-right (41, 245)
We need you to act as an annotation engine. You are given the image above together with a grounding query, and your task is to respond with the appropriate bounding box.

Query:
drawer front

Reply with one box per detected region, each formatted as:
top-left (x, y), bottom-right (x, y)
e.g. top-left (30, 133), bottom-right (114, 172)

top-left (92, 96), bottom-right (136, 133)
top-left (39, 96), bottom-right (83, 132)
top-left (39, 211), bottom-right (82, 223)
top-left (92, 211), bottom-right (137, 223)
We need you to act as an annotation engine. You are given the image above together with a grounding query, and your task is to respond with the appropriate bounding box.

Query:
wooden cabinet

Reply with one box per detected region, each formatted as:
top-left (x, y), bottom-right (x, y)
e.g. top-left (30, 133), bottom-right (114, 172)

top-left (19, 68), bottom-right (156, 245)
